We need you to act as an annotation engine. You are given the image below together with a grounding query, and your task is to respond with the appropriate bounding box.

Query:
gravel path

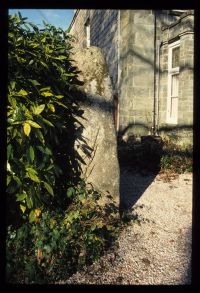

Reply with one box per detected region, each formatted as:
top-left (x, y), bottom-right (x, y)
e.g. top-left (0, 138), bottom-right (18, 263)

top-left (64, 170), bottom-right (192, 285)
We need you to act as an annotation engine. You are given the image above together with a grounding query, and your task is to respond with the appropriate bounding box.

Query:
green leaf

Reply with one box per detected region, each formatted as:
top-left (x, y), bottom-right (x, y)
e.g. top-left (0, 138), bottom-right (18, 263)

top-left (27, 172), bottom-right (40, 183)
top-left (41, 92), bottom-right (54, 97)
top-left (20, 204), bottom-right (26, 214)
top-left (9, 98), bottom-right (17, 109)
top-left (26, 196), bottom-right (33, 209)
top-left (33, 104), bottom-right (45, 115)
top-left (35, 129), bottom-right (45, 144)
top-left (45, 147), bottom-right (52, 156)
top-left (29, 210), bottom-right (36, 222)
top-left (40, 87), bottom-right (51, 92)
top-left (40, 61), bottom-right (48, 68)
top-left (10, 81), bottom-right (16, 90)
top-left (40, 117), bottom-right (54, 127)
top-left (26, 167), bottom-right (40, 183)
top-left (16, 193), bottom-right (27, 202)
top-left (47, 104), bottom-right (55, 112)
top-left (12, 128), bottom-right (18, 139)
top-left (28, 79), bottom-right (41, 86)
top-left (66, 187), bottom-right (75, 198)
top-left (26, 120), bottom-right (41, 128)
top-left (37, 240), bottom-right (43, 248)
top-left (7, 144), bottom-right (13, 160)
top-left (36, 146), bottom-right (45, 153)
top-left (43, 182), bottom-right (54, 196)
top-left (54, 101), bottom-right (68, 109)
top-left (45, 164), bottom-right (54, 171)
top-left (18, 11), bottom-right (22, 20)
top-left (23, 122), bottom-right (31, 136)
top-left (28, 146), bottom-right (35, 163)
top-left (18, 89), bottom-right (28, 96)
top-left (55, 95), bottom-right (64, 99)
top-left (7, 176), bottom-right (11, 186)
top-left (26, 167), bottom-right (38, 174)
top-left (13, 176), bottom-right (22, 187)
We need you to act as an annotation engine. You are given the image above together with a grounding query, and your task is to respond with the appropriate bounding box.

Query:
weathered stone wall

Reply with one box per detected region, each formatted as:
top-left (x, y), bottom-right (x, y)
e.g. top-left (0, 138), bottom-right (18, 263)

top-left (71, 46), bottom-right (120, 205)
top-left (70, 9), bottom-right (118, 94)
top-left (118, 10), bottom-right (155, 137)
top-left (70, 10), bottom-right (89, 49)
top-left (159, 11), bottom-right (194, 145)
top-left (70, 10), bottom-right (194, 145)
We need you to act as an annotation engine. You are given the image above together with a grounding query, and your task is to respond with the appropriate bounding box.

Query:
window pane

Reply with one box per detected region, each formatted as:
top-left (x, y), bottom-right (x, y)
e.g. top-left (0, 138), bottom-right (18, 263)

top-left (171, 74), bottom-right (179, 97)
top-left (170, 96), bottom-right (178, 121)
top-left (172, 46), bottom-right (180, 68)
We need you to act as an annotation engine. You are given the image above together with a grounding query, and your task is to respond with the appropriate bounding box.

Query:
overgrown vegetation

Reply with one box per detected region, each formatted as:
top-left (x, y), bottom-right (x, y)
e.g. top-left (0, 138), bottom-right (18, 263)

top-left (7, 13), bottom-right (122, 283)
top-left (6, 181), bottom-right (122, 283)
top-left (160, 138), bottom-right (192, 174)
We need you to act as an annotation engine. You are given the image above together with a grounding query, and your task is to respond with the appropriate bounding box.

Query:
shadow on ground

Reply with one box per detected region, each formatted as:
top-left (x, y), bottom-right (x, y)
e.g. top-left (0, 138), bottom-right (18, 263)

top-left (118, 135), bottom-right (163, 215)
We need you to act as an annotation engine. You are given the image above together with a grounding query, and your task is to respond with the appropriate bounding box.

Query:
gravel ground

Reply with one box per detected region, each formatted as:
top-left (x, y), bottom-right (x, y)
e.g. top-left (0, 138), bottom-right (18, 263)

top-left (63, 170), bottom-right (192, 285)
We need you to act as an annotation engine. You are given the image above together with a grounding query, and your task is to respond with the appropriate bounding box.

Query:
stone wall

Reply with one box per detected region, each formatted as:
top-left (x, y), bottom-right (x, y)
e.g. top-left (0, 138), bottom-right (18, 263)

top-left (159, 11), bottom-right (194, 145)
top-left (70, 10), bottom-right (194, 145)
top-left (118, 10), bottom-right (155, 137)
top-left (70, 10), bottom-right (89, 49)
top-left (70, 9), bottom-right (118, 94)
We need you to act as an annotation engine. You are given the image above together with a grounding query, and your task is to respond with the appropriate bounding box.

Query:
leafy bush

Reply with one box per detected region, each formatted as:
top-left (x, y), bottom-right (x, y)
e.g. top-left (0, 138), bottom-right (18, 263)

top-left (6, 181), bottom-right (122, 284)
top-left (6, 14), bottom-right (124, 284)
top-left (160, 139), bottom-right (192, 173)
top-left (7, 13), bottom-right (83, 223)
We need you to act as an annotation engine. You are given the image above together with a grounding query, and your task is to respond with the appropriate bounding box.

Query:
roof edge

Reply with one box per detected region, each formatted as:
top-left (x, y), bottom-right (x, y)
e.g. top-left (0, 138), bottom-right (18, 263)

top-left (68, 9), bottom-right (80, 32)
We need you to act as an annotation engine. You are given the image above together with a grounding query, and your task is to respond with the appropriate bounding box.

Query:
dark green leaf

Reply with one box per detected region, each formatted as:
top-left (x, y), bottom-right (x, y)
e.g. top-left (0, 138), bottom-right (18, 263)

top-left (16, 193), bottom-right (27, 202)
top-left (28, 79), bottom-right (41, 86)
top-left (26, 196), bottom-right (33, 209)
top-left (13, 176), bottom-right (22, 187)
top-left (66, 187), bottom-right (75, 198)
top-left (43, 182), bottom-right (54, 196)
top-left (7, 176), bottom-right (11, 186)
top-left (28, 146), bottom-right (35, 163)
top-left (7, 144), bottom-right (13, 160)
top-left (45, 147), bottom-right (52, 155)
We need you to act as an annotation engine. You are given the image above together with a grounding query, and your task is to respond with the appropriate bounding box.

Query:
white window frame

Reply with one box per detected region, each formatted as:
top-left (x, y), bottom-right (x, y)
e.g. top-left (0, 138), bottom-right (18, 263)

top-left (86, 23), bottom-right (90, 47)
top-left (167, 40), bottom-right (180, 124)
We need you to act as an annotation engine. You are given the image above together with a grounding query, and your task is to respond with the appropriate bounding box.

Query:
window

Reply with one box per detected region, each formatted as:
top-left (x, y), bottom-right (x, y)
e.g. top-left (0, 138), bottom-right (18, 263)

top-left (167, 40), bottom-right (180, 124)
top-left (85, 18), bottom-right (90, 47)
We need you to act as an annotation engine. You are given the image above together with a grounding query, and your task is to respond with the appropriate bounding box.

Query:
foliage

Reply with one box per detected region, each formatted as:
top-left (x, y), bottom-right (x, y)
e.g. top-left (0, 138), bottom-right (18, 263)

top-left (6, 181), bottom-right (122, 284)
top-left (7, 13), bottom-right (83, 223)
top-left (160, 138), bottom-right (192, 173)
top-left (6, 14), bottom-right (125, 284)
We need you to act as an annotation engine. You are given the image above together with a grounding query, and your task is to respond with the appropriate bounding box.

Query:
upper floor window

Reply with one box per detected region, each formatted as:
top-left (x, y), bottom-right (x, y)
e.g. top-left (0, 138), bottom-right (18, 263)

top-left (167, 40), bottom-right (180, 124)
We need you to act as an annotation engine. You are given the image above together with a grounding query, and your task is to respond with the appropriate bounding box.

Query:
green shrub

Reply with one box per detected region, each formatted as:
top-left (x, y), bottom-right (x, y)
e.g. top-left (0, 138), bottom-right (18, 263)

top-left (6, 181), bottom-right (122, 284)
top-left (7, 13), bottom-right (82, 223)
top-left (7, 14), bottom-right (124, 284)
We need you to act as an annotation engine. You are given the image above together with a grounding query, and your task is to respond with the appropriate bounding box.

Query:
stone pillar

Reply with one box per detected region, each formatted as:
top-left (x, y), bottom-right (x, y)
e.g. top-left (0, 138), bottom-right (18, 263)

top-left (71, 46), bottom-right (120, 206)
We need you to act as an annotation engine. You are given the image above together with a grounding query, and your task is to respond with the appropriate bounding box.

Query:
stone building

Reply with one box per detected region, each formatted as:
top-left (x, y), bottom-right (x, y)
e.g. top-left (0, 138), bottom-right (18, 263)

top-left (69, 10), bottom-right (194, 145)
